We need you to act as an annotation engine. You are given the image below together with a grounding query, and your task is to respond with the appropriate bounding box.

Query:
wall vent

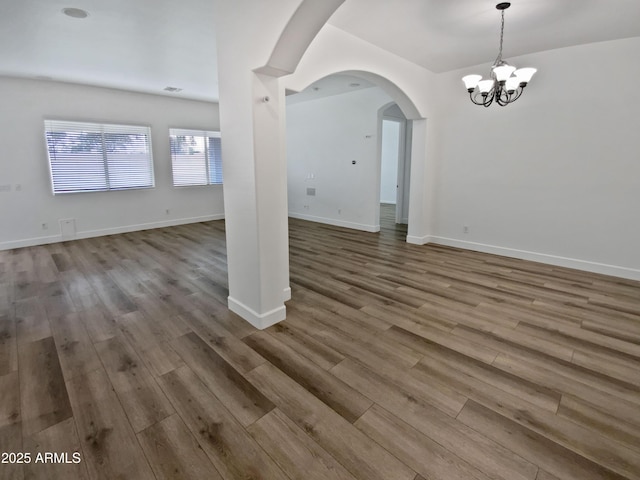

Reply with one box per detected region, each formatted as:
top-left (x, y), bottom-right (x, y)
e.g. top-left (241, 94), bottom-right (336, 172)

top-left (60, 218), bottom-right (76, 238)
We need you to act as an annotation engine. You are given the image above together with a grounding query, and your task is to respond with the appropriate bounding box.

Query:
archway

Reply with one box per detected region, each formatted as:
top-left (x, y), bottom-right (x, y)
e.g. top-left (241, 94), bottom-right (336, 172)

top-left (285, 70), bottom-right (423, 121)
top-left (283, 69), bottom-right (426, 244)
top-left (285, 74), bottom-right (395, 233)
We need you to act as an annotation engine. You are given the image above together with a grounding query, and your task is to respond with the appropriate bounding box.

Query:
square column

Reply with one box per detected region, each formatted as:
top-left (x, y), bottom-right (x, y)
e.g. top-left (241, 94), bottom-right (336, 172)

top-left (217, 68), bottom-right (290, 328)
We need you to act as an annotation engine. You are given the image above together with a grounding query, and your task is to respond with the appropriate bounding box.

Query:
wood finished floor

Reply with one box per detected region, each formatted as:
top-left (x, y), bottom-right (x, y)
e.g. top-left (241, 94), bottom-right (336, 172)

top-left (1, 204), bottom-right (640, 480)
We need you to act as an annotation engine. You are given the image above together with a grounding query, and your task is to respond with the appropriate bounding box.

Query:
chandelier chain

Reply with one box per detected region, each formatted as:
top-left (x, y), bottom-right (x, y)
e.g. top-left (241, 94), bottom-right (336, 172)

top-left (495, 9), bottom-right (505, 65)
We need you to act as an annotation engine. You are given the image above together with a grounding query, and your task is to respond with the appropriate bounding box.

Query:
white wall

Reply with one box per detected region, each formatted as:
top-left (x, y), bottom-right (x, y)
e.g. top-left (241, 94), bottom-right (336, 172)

top-left (433, 37), bottom-right (640, 279)
top-left (380, 119), bottom-right (400, 204)
top-left (0, 77), bottom-right (223, 250)
top-left (287, 87), bottom-right (392, 231)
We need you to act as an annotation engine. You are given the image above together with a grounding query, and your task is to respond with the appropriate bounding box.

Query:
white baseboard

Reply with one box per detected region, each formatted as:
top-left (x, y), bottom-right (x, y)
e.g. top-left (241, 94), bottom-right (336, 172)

top-left (228, 296), bottom-right (286, 330)
top-left (283, 286), bottom-right (292, 301)
top-left (289, 212), bottom-right (380, 232)
top-left (430, 236), bottom-right (640, 281)
top-left (0, 214), bottom-right (225, 251)
top-left (406, 234), bottom-right (432, 245)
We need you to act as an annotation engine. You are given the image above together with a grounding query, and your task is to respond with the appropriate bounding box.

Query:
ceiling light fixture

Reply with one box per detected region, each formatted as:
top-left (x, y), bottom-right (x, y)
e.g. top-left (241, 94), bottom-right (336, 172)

top-left (62, 8), bottom-right (89, 19)
top-left (462, 2), bottom-right (536, 107)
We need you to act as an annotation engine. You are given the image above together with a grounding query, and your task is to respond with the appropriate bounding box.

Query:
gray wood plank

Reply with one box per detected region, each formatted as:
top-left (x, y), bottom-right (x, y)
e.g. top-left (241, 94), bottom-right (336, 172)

top-left (170, 332), bottom-right (274, 427)
top-left (158, 365), bottom-right (289, 480)
top-left (65, 368), bottom-right (155, 480)
top-left (19, 337), bottom-right (72, 436)
top-left (137, 414), bottom-right (223, 480)
top-left (94, 334), bottom-right (174, 432)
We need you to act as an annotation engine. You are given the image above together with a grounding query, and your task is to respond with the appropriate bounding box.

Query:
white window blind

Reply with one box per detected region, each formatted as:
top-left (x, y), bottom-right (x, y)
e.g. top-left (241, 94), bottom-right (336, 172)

top-left (169, 129), bottom-right (222, 186)
top-left (44, 120), bottom-right (154, 194)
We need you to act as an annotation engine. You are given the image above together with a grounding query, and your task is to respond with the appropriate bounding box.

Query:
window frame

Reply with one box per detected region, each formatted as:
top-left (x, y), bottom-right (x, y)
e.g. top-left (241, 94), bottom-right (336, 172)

top-left (44, 119), bottom-right (155, 195)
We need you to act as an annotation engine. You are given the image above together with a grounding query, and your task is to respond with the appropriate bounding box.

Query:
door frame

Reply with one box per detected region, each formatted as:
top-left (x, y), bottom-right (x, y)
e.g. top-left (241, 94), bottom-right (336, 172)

top-left (379, 103), bottom-right (410, 225)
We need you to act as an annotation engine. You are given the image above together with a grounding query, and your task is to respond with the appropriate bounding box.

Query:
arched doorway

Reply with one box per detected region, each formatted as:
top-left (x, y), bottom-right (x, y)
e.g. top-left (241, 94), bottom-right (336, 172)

top-left (283, 69), bottom-right (426, 243)
top-left (285, 74), bottom-right (396, 233)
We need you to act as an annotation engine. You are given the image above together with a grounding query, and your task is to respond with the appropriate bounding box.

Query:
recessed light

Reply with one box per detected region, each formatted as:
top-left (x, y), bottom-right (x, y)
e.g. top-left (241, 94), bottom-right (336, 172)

top-left (62, 8), bottom-right (89, 19)
top-left (349, 83), bottom-right (361, 87)
top-left (163, 86), bottom-right (183, 93)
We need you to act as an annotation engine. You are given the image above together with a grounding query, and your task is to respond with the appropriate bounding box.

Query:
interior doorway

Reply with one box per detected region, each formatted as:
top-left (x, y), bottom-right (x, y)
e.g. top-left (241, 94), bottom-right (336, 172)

top-left (380, 119), bottom-right (400, 207)
top-left (380, 103), bottom-right (410, 225)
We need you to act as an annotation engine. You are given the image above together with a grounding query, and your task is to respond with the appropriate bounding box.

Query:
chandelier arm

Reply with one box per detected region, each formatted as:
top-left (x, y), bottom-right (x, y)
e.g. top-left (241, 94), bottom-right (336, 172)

top-left (469, 91), bottom-right (485, 106)
top-left (509, 87), bottom-right (524, 103)
top-left (483, 91), bottom-right (494, 107)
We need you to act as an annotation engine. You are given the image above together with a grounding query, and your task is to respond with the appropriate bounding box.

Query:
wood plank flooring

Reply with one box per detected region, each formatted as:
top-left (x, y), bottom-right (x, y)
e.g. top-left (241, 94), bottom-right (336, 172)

top-left (1, 203), bottom-right (640, 480)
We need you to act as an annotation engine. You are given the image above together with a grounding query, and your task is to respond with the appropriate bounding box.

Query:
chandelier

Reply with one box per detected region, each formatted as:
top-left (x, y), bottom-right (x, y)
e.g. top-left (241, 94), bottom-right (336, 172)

top-left (462, 2), bottom-right (536, 107)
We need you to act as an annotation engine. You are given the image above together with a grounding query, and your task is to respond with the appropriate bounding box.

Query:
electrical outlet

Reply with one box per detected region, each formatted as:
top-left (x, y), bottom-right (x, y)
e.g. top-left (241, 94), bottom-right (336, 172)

top-left (42, 223), bottom-right (48, 230)
top-left (338, 208), bottom-right (341, 215)
top-left (165, 209), bottom-right (170, 215)
top-left (463, 225), bottom-right (469, 234)
top-left (303, 205), bottom-right (309, 210)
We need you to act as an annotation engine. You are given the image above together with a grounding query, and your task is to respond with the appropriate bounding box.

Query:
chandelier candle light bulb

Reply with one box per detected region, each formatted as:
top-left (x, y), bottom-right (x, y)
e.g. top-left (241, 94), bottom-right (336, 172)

top-left (462, 2), bottom-right (537, 107)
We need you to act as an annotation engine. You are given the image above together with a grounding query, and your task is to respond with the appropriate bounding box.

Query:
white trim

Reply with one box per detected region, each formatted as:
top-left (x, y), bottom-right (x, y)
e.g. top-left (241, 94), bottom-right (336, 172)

top-left (289, 212), bottom-right (380, 232)
top-left (283, 286), bottom-right (292, 301)
top-left (0, 214), bottom-right (224, 251)
top-left (430, 236), bottom-right (640, 281)
top-left (228, 296), bottom-right (286, 330)
top-left (406, 234), bottom-right (431, 245)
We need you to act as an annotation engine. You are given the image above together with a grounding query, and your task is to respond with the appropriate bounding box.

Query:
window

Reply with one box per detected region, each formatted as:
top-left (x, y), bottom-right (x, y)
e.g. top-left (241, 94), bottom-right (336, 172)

top-left (44, 120), bottom-right (154, 194)
top-left (169, 129), bottom-right (222, 186)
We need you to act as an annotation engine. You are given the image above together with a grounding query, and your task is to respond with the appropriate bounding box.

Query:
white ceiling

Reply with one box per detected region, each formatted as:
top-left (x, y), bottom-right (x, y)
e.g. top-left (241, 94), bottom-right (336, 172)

top-left (286, 74), bottom-right (375, 105)
top-left (328, 0), bottom-right (640, 73)
top-left (0, 0), bottom-right (219, 101)
top-left (1, 0), bottom-right (639, 102)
